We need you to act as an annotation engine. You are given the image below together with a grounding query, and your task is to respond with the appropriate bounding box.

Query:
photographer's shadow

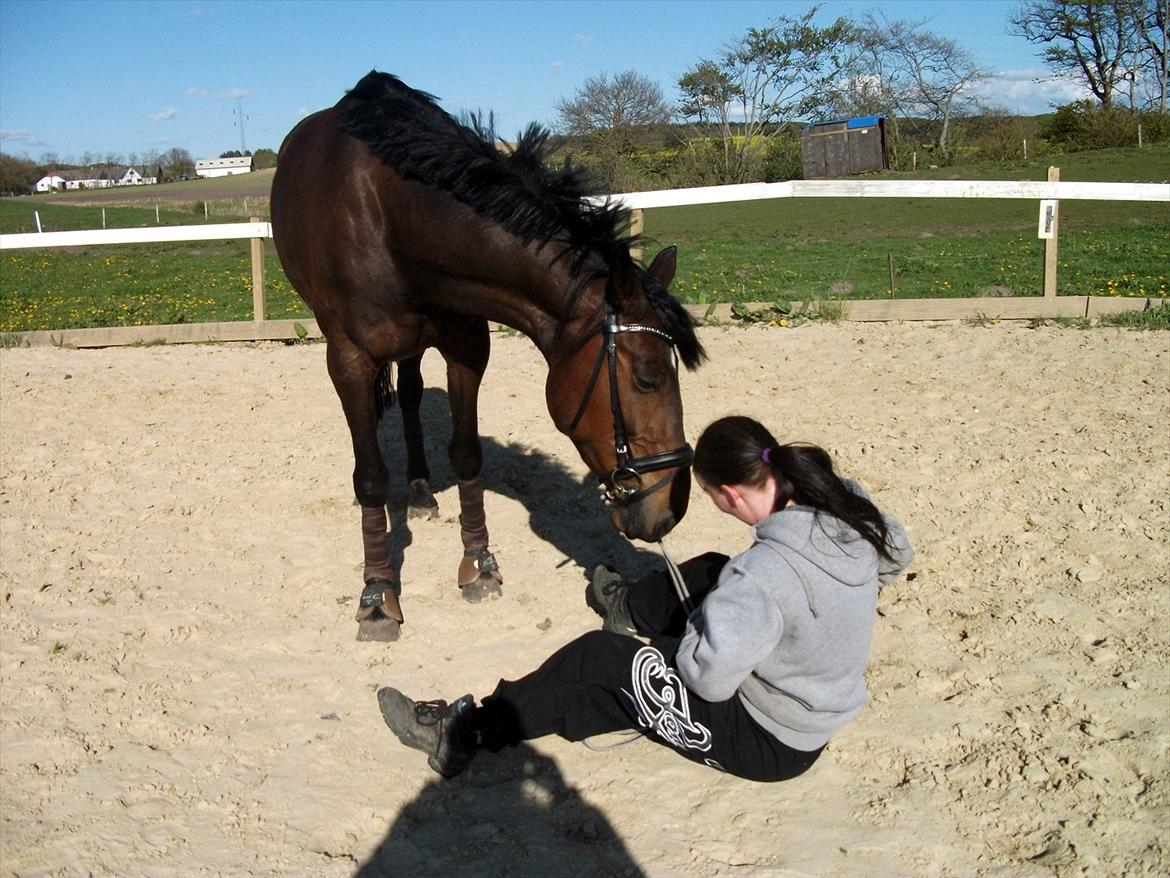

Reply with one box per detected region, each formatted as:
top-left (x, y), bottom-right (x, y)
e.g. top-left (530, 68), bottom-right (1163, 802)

top-left (354, 744), bottom-right (646, 878)
top-left (376, 384), bottom-right (665, 586)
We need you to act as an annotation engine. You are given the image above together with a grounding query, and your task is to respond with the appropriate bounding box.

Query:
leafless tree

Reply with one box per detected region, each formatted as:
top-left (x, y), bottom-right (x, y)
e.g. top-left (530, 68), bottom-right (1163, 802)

top-left (856, 14), bottom-right (987, 161)
top-left (555, 70), bottom-right (670, 189)
top-left (1134, 0), bottom-right (1168, 111)
top-left (163, 147), bottom-right (194, 180)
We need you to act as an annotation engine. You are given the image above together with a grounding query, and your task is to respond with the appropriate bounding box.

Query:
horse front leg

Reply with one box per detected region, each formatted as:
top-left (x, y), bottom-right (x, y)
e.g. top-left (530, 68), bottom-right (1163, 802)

top-left (440, 320), bottom-right (502, 602)
top-left (396, 353), bottom-right (440, 520)
top-left (327, 337), bottom-right (405, 641)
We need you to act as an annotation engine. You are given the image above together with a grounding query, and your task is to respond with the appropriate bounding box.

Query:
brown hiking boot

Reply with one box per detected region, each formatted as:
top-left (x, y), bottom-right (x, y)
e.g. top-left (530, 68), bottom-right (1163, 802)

top-left (587, 565), bottom-right (638, 636)
top-left (377, 687), bottom-right (477, 778)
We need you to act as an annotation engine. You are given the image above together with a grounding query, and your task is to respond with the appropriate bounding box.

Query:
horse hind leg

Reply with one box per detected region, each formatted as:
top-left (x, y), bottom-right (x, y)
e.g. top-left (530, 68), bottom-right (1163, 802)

top-left (326, 336), bottom-right (404, 642)
top-left (395, 354), bottom-right (440, 520)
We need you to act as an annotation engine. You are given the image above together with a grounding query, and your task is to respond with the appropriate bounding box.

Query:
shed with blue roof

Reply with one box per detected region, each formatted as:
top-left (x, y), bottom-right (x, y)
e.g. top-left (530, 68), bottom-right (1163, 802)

top-left (800, 115), bottom-right (888, 179)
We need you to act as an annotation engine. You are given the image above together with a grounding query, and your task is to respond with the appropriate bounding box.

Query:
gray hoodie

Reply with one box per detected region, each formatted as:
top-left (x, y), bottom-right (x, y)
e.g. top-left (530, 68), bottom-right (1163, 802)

top-left (675, 480), bottom-right (913, 751)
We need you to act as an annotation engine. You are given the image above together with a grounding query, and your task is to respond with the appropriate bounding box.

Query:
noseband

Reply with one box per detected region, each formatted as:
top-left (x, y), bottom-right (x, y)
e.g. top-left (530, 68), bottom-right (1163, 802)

top-left (565, 308), bottom-right (693, 506)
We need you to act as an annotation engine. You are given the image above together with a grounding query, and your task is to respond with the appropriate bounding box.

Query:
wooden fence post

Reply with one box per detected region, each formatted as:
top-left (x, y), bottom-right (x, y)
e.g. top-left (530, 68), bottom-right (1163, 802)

top-left (250, 217), bottom-right (266, 321)
top-left (1044, 167), bottom-right (1060, 298)
top-left (629, 208), bottom-right (644, 265)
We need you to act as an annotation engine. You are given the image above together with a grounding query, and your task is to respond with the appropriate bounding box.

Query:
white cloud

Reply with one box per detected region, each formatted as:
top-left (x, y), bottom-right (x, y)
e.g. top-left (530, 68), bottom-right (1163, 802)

top-left (297, 107), bottom-right (311, 118)
top-left (974, 68), bottom-right (1092, 113)
top-left (551, 60), bottom-right (564, 69)
top-left (186, 86), bottom-right (209, 97)
top-left (574, 33), bottom-right (593, 46)
top-left (148, 108), bottom-right (177, 122)
top-left (1, 129), bottom-right (48, 147)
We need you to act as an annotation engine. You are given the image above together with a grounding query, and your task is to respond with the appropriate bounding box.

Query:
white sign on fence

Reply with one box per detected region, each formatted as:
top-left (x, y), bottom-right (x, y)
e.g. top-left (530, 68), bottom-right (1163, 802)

top-left (1038, 199), bottom-right (1058, 239)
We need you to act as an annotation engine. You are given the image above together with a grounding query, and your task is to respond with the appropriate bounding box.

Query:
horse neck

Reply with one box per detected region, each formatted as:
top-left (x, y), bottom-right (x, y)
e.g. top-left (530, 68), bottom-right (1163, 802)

top-left (427, 236), bottom-right (606, 362)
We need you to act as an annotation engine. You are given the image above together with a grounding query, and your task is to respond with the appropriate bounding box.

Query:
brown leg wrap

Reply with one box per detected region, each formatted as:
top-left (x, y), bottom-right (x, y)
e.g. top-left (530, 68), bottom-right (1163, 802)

top-left (456, 476), bottom-right (501, 592)
top-left (457, 477), bottom-right (489, 552)
top-left (361, 504), bottom-right (395, 583)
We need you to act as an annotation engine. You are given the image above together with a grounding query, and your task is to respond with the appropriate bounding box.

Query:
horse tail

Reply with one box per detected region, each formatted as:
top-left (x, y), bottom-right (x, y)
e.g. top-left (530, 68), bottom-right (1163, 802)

top-left (374, 363), bottom-right (396, 418)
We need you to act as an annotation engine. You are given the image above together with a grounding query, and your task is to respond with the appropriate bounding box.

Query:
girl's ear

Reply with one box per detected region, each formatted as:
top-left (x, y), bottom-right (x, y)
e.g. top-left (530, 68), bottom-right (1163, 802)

top-left (719, 484), bottom-right (741, 509)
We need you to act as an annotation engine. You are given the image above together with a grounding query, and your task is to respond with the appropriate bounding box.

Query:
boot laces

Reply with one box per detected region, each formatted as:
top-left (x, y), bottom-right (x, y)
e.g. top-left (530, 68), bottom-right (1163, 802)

top-left (414, 699), bottom-right (450, 726)
top-left (601, 579), bottom-right (626, 598)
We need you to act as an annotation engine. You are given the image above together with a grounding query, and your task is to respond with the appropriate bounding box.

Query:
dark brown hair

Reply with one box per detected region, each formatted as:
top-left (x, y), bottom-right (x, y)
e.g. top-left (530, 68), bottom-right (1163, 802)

top-left (693, 416), bottom-right (894, 560)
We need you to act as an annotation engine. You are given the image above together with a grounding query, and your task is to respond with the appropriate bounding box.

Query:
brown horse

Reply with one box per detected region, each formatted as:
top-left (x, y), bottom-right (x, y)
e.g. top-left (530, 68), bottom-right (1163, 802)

top-left (271, 72), bottom-right (704, 641)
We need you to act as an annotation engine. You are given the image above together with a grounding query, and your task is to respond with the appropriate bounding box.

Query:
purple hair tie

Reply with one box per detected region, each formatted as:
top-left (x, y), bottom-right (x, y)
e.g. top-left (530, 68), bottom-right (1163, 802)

top-left (761, 447), bottom-right (772, 464)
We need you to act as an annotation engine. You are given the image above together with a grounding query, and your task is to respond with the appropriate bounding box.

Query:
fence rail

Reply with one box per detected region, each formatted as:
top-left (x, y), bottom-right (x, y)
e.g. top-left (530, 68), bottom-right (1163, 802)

top-left (2, 175), bottom-right (1166, 347)
top-left (603, 178), bottom-right (1169, 210)
top-left (0, 220), bottom-right (272, 250)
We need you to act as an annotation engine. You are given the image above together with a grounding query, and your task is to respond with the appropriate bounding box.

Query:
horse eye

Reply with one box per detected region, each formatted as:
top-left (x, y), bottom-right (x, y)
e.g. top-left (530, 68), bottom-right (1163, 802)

top-left (633, 370), bottom-right (662, 393)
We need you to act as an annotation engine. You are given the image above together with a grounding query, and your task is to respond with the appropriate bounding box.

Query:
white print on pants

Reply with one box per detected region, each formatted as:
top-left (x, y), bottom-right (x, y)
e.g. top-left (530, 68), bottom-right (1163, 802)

top-left (622, 646), bottom-right (713, 753)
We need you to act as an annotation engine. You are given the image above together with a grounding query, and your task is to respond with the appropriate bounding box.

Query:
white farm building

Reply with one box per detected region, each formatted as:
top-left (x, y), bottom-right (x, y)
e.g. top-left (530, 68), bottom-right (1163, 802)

top-left (195, 156), bottom-right (253, 178)
top-left (34, 166), bottom-right (158, 192)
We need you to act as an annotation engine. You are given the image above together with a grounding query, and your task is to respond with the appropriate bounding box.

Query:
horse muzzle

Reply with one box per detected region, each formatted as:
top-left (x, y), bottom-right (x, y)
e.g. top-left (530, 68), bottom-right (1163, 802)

top-left (600, 445), bottom-right (692, 542)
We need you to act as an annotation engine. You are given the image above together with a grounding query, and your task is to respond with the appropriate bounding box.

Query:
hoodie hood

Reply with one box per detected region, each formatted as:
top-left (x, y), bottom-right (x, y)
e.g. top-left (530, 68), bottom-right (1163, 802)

top-left (754, 507), bottom-right (875, 586)
top-left (751, 507), bottom-right (876, 617)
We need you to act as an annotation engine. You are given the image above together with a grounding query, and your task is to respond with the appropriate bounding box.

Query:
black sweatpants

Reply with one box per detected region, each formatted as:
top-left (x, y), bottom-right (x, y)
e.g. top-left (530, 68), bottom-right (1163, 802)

top-left (470, 552), bottom-right (823, 782)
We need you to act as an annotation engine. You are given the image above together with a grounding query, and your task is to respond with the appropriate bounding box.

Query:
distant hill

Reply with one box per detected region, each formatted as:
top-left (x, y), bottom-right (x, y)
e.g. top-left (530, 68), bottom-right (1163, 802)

top-left (15, 144), bottom-right (1168, 213)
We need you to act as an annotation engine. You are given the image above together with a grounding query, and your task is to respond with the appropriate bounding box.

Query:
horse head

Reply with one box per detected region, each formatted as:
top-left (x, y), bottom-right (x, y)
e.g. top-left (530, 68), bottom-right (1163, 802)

top-left (548, 245), bottom-right (705, 543)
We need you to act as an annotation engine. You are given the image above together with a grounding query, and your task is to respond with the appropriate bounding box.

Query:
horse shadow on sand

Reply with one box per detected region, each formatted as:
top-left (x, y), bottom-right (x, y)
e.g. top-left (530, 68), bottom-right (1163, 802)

top-left (374, 385), bottom-right (666, 591)
top-left (353, 743), bottom-right (646, 878)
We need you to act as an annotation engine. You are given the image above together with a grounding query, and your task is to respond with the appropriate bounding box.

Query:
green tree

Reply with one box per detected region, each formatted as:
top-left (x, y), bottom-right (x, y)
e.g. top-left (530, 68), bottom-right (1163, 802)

top-left (252, 148), bottom-right (277, 169)
top-left (676, 5), bottom-right (856, 183)
top-left (0, 152), bottom-right (40, 195)
top-left (1009, 0), bottom-right (1142, 108)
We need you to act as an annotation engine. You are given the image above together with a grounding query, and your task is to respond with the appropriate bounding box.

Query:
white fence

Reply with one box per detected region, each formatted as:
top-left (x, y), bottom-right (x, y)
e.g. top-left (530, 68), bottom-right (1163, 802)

top-left (2, 175), bottom-right (1166, 347)
top-left (0, 220), bottom-right (271, 250)
top-left (603, 178), bottom-right (1169, 210)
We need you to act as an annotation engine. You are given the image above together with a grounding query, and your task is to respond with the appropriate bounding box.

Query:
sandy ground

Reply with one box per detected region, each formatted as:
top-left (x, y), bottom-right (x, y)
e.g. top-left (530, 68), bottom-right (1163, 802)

top-left (1, 322), bottom-right (1167, 878)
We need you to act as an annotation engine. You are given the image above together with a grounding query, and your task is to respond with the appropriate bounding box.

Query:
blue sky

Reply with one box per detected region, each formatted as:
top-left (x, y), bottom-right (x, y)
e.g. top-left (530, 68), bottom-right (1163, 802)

top-left (0, 0), bottom-right (1088, 164)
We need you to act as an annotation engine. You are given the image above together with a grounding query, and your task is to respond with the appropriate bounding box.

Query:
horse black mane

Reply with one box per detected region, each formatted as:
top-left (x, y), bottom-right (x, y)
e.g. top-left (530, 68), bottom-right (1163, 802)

top-left (338, 71), bottom-right (704, 369)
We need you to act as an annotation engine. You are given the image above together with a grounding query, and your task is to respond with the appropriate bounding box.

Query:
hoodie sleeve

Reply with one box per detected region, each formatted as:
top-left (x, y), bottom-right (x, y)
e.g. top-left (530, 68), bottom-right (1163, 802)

top-left (674, 559), bottom-right (783, 702)
top-left (840, 477), bottom-right (914, 585)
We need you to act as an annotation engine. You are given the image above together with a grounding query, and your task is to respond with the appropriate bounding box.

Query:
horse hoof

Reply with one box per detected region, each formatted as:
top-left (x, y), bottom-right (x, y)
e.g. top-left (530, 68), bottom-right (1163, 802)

top-left (357, 615), bottom-right (402, 642)
top-left (460, 574), bottom-right (503, 603)
top-left (407, 479), bottom-right (440, 520)
top-left (354, 580), bottom-right (404, 643)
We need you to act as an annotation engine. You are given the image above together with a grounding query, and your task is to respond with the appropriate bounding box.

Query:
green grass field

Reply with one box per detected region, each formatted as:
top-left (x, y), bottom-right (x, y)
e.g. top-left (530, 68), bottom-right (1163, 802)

top-left (645, 146), bottom-right (1168, 303)
top-left (1, 148), bottom-right (1166, 332)
top-left (0, 197), bottom-right (306, 331)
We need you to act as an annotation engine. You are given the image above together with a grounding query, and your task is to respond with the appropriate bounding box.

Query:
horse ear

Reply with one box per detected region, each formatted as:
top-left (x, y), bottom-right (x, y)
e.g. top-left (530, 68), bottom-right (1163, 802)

top-left (647, 246), bottom-right (677, 288)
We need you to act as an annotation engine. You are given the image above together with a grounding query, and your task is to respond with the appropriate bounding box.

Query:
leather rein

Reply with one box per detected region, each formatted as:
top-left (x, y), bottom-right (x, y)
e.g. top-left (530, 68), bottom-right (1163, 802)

top-left (565, 307), bottom-right (693, 506)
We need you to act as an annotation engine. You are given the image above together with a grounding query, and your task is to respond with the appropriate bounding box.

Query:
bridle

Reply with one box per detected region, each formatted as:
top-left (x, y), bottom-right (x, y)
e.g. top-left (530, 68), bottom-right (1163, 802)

top-left (565, 307), bottom-right (693, 506)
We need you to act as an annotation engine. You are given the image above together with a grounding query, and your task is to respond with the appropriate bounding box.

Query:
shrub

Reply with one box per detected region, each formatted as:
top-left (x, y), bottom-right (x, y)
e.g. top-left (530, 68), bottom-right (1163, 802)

top-left (974, 114), bottom-right (1045, 162)
top-left (1042, 102), bottom-right (1170, 151)
top-left (759, 136), bottom-right (803, 182)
